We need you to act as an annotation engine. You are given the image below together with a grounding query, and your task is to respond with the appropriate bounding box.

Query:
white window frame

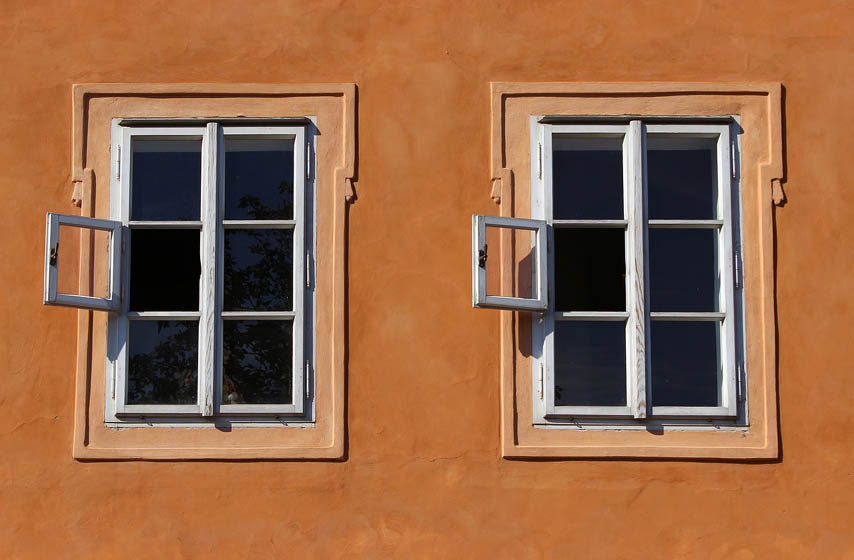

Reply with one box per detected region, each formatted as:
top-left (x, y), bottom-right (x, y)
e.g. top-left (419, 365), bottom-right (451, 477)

top-left (44, 212), bottom-right (122, 311)
top-left (526, 119), bottom-right (741, 425)
top-left (472, 214), bottom-right (547, 311)
top-left (103, 120), bottom-right (313, 422)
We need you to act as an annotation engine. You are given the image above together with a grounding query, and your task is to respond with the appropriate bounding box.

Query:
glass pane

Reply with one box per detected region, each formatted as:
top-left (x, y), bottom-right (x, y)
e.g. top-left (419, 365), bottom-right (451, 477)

top-left (651, 321), bottom-right (721, 407)
top-left (223, 320), bottom-right (293, 405)
top-left (553, 136), bottom-right (624, 220)
top-left (127, 320), bottom-right (198, 405)
top-left (554, 321), bottom-right (626, 407)
top-left (129, 229), bottom-right (200, 311)
top-left (649, 228), bottom-right (718, 312)
top-left (647, 136), bottom-right (718, 220)
top-left (224, 229), bottom-right (293, 311)
top-left (554, 228), bottom-right (625, 312)
top-left (224, 137), bottom-right (295, 220)
top-left (131, 138), bottom-right (201, 221)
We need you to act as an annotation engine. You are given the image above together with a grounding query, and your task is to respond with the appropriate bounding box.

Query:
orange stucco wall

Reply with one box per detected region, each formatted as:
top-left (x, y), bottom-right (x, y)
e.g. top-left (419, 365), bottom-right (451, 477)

top-left (1, 1), bottom-right (852, 557)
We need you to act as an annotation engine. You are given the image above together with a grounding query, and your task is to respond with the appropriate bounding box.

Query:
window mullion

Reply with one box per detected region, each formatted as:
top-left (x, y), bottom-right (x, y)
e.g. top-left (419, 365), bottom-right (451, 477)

top-left (626, 120), bottom-right (647, 419)
top-left (198, 122), bottom-right (219, 417)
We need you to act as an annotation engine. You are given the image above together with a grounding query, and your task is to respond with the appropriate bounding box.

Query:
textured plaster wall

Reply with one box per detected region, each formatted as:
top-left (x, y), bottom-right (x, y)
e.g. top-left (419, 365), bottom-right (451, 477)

top-left (0, 1), bottom-right (852, 557)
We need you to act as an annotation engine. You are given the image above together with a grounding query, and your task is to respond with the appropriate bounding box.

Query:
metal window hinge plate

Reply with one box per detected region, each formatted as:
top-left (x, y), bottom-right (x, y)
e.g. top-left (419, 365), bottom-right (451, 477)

top-left (734, 246), bottom-right (741, 289)
top-left (305, 360), bottom-right (311, 399)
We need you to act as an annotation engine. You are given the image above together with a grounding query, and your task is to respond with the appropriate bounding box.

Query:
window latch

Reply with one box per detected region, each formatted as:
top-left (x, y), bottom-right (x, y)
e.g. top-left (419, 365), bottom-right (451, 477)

top-left (478, 244), bottom-right (488, 268)
top-left (49, 242), bottom-right (59, 266)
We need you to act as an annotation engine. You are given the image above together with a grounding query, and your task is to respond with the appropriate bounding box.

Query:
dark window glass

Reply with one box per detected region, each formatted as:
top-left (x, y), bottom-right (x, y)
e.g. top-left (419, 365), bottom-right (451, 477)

top-left (224, 138), bottom-right (295, 220)
top-left (647, 136), bottom-right (717, 220)
top-left (222, 320), bottom-right (293, 404)
top-left (131, 139), bottom-right (201, 221)
top-left (127, 321), bottom-right (198, 405)
top-left (649, 228), bottom-right (718, 312)
top-left (651, 321), bottom-right (721, 407)
top-left (224, 229), bottom-right (293, 311)
top-left (554, 228), bottom-right (625, 312)
top-left (129, 229), bottom-right (200, 311)
top-left (553, 136), bottom-right (623, 220)
top-left (554, 321), bottom-right (626, 406)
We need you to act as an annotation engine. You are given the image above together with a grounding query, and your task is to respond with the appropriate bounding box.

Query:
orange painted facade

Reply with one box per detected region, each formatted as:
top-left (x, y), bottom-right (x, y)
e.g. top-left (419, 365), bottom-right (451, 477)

top-left (1, 1), bottom-right (853, 557)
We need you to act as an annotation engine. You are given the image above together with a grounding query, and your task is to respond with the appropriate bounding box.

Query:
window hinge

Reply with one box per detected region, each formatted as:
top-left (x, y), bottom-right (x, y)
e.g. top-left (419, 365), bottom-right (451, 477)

top-left (537, 143), bottom-right (543, 180)
top-left (115, 145), bottom-right (121, 181)
top-left (736, 363), bottom-right (744, 402)
top-left (306, 141), bottom-right (311, 180)
top-left (306, 251), bottom-right (311, 288)
top-left (110, 361), bottom-right (116, 399)
top-left (538, 362), bottom-right (544, 400)
top-left (305, 361), bottom-right (311, 399)
top-left (734, 246), bottom-right (741, 289)
top-left (730, 141), bottom-right (737, 179)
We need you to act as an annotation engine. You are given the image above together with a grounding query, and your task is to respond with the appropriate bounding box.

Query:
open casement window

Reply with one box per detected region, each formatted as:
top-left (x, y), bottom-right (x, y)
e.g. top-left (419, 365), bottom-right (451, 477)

top-left (521, 119), bottom-right (742, 424)
top-left (45, 119), bottom-right (316, 423)
top-left (44, 213), bottom-right (122, 311)
top-left (472, 215), bottom-right (547, 311)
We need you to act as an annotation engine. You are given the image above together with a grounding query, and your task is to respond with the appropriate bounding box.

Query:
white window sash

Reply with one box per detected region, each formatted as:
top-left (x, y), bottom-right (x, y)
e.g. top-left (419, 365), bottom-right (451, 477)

top-left (471, 214), bottom-right (547, 311)
top-left (218, 125), bottom-right (306, 416)
top-left (107, 122), bottom-right (310, 420)
top-left (533, 119), bottom-right (739, 424)
top-left (644, 123), bottom-right (736, 418)
top-left (43, 212), bottom-right (122, 311)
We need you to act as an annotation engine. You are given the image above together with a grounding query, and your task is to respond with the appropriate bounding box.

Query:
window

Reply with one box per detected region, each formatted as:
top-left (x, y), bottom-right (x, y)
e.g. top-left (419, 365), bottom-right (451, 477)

top-left (110, 122), bottom-right (312, 422)
top-left (531, 119), bottom-right (742, 424)
top-left (485, 82), bottom-right (782, 459)
top-left (46, 83), bottom-right (353, 459)
top-left (49, 122), bottom-right (313, 423)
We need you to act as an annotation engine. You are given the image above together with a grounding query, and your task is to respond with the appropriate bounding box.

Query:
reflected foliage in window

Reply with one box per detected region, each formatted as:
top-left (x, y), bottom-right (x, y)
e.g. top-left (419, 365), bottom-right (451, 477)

top-left (224, 138), bottom-right (295, 220)
top-left (224, 229), bottom-right (294, 311)
top-left (127, 321), bottom-right (198, 405)
top-left (223, 320), bottom-right (293, 404)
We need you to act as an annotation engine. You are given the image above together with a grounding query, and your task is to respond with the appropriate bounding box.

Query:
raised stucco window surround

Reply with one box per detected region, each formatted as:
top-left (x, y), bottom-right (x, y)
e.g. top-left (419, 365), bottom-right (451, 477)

top-left (47, 83), bottom-right (354, 460)
top-left (486, 82), bottom-right (784, 459)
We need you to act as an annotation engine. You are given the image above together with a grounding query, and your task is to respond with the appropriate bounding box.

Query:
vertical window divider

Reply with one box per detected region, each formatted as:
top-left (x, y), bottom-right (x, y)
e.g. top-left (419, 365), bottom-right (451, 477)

top-left (198, 123), bottom-right (219, 417)
top-left (214, 126), bottom-right (226, 415)
top-left (626, 120), bottom-right (647, 419)
top-left (641, 123), bottom-right (654, 418)
top-left (718, 125), bottom-right (737, 416)
top-left (292, 126), bottom-right (307, 412)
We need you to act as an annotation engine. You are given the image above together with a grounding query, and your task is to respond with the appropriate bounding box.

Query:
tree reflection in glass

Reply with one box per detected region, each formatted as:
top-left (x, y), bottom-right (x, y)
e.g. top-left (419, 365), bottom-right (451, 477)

top-left (127, 321), bottom-right (198, 405)
top-left (222, 320), bottom-right (293, 404)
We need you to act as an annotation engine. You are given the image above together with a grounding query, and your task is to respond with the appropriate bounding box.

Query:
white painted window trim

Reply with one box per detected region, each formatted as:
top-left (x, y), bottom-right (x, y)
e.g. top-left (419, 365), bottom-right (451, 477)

top-left (44, 212), bottom-right (122, 311)
top-left (472, 214), bottom-right (548, 311)
top-left (528, 118), bottom-right (742, 426)
top-left (103, 119), bottom-right (314, 423)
